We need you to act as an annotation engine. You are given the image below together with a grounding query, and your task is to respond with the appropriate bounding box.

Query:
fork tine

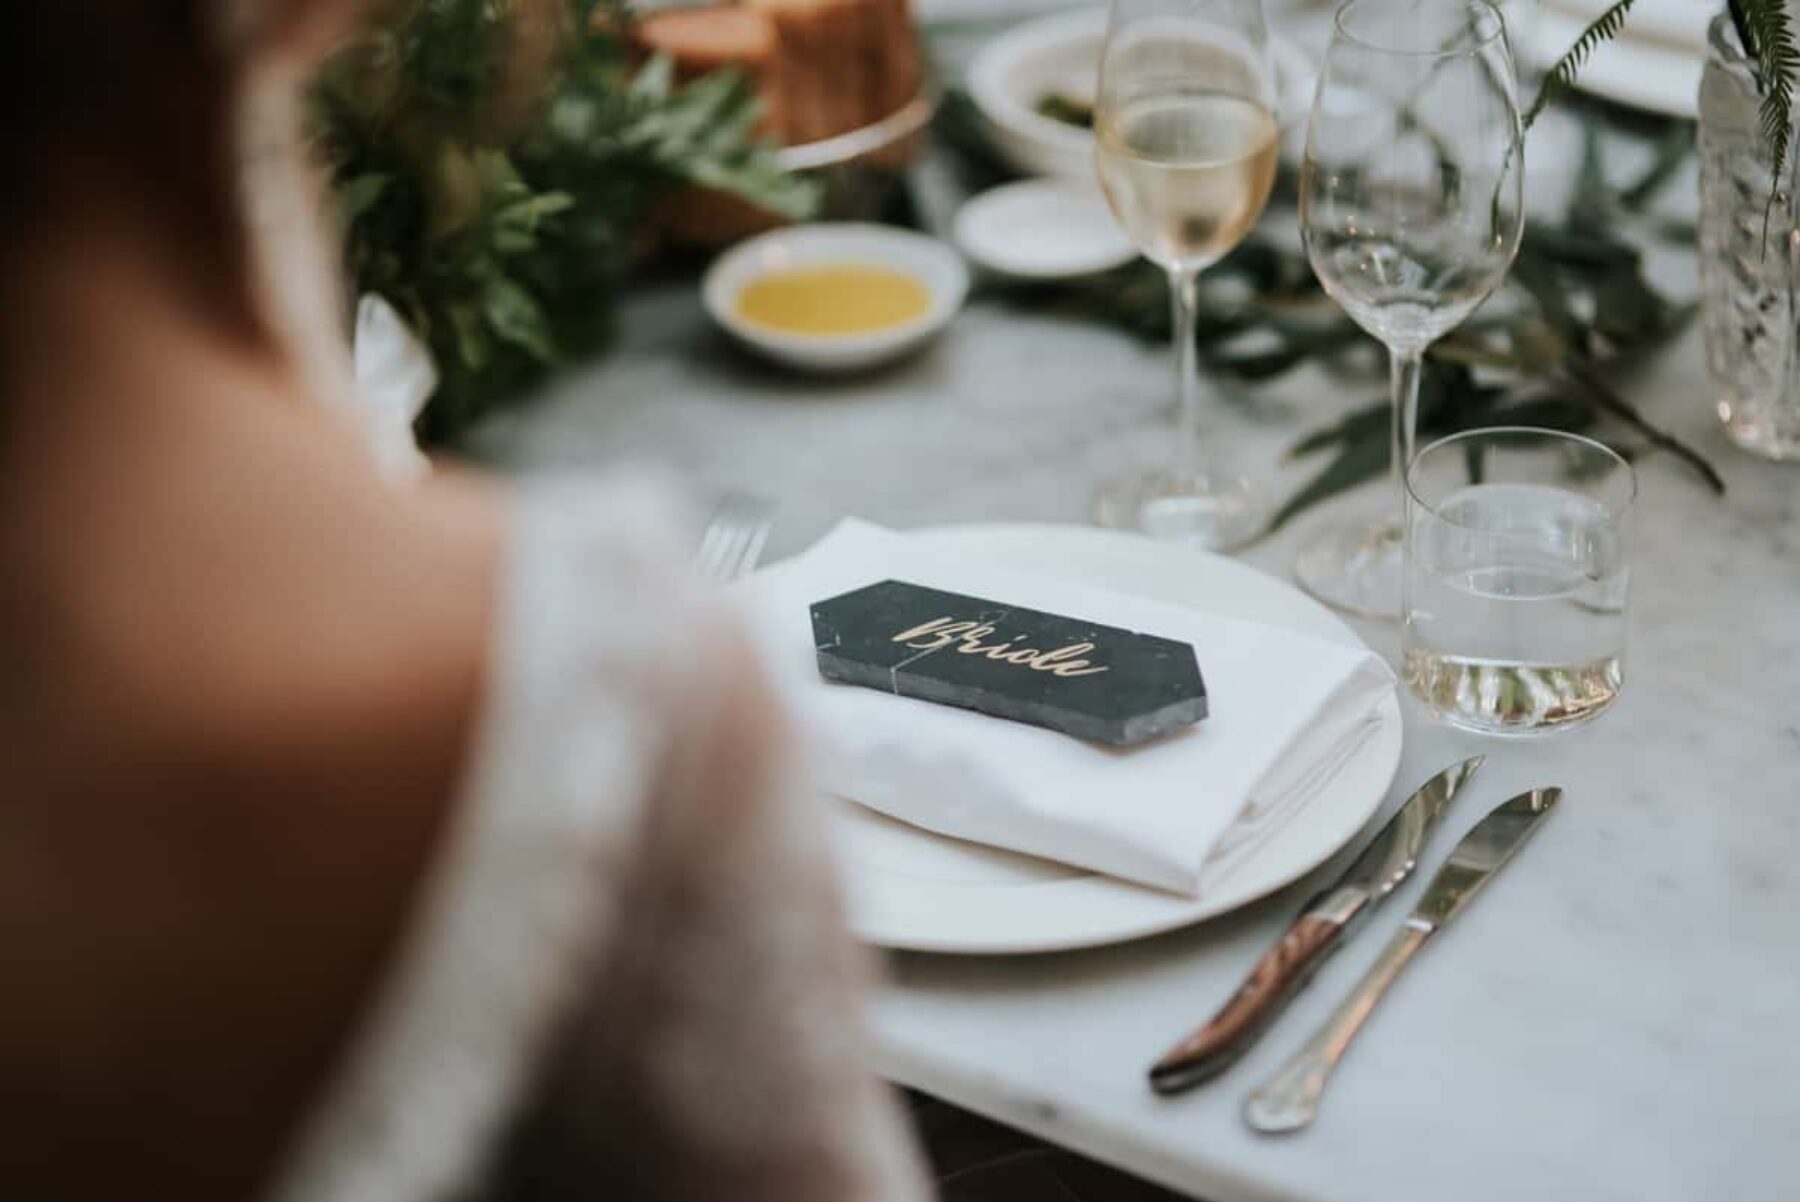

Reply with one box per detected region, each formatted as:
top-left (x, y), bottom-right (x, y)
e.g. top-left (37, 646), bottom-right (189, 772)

top-left (696, 494), bottom-right (774, 583)
top-left (738, 520), bottom-right (771, 579)
top-left (695, 518), bottom-right (731, 581)
top-left (721, 526), bottom-right (759, 583)
top-left (719, 517), bottom-right (761, 582)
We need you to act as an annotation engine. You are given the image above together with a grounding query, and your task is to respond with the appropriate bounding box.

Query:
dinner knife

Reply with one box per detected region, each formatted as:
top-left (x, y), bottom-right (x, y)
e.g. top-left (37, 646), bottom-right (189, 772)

top-left (1148, 755), bottom-right (1484, 1095)
top-left (1242, 785), bottom-right (1562, 1134)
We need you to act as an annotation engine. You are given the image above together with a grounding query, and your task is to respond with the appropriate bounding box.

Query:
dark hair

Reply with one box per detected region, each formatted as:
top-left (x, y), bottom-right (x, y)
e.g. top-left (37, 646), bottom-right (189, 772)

top-left (5, 4), bottom-right (257, 335)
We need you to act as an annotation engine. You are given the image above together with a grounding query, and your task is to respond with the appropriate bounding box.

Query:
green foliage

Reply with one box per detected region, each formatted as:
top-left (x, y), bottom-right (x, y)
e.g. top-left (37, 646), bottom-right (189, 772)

top-left (1739, 0), bottom-right (1800, 187)
top-left (314, 0), bottom-right (819, 442)
top-left (1529, 0), bottom-right (1797, 204)
top-left (1524, 0), bottom-right (1639, 128)
top-left (937, 92), bottom-right (1724, 534)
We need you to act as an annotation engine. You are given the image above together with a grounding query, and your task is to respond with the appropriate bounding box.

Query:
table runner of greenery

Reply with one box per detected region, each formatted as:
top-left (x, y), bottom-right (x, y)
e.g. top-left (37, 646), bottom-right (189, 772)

top-left (315, 0), bottom-right (816, 443)
top-left (933, 90), bottom-right (1725, 533)
top-left (315, 1), bottom-right (1730, 535)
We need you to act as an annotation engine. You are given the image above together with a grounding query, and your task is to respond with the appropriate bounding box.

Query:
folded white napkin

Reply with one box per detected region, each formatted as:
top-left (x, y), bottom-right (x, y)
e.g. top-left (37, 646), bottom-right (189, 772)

top-left (351, 294), bottom-right (434, 485)
top-left (734, 521), bottom-right (1396, 897)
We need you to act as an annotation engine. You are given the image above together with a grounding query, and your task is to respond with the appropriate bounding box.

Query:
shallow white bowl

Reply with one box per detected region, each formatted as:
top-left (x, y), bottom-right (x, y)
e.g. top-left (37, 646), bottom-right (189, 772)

top-left (704, 224), bottom-right (969, 373)
top-left (953, 178), bottom-right (1136, 280)
top-left (967, 8), bottom-right (1317, 185)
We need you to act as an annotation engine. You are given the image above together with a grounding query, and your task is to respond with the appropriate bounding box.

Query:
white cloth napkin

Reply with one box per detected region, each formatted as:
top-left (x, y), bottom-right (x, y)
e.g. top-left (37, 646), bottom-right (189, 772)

top-left (734, 521), bottom-right (1396, 897)
top-left (351, 294), bottom-right (434, 484)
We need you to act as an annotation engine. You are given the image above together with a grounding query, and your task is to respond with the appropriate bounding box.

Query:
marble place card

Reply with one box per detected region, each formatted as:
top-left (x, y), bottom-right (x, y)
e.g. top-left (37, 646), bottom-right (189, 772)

top-left (810, 580), bottom-right (1207, 747)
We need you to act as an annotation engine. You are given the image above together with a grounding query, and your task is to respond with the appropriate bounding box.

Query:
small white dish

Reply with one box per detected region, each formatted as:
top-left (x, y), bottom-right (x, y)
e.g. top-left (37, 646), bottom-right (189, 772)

top-left (819, 522), bottom-right (1403, 955)
top-left (953, 179), bottom-right (1137, 279)
top-left (704, 224), bottom-right (969, 373)
top-left (967, 8), bottom-right (1318, 185)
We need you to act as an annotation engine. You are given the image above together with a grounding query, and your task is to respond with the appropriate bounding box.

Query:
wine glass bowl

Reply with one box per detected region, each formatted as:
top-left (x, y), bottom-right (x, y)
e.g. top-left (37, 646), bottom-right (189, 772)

top-left (1294, 0), bottom-right (1524, 616)
top-left (1095, 25), bottom-right (1279, 272)
top-left (1089, 0), bottom-right (1281, 550)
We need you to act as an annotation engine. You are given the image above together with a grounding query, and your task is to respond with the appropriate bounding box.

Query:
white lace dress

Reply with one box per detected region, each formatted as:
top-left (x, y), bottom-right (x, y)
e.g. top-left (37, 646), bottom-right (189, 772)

top-left (261, 457), bottom-right (930, 1201)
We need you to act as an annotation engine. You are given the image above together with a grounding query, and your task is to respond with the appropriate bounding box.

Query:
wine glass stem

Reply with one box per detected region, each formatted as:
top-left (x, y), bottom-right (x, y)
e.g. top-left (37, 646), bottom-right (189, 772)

top-left (1389, 348), bottom-right (1423, 529)
top-left (1171, 265), bottom-right (1203, 479)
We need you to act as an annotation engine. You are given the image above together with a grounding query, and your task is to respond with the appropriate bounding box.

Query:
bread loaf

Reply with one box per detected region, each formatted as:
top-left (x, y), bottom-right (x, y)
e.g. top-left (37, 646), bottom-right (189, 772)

top-left (635, 0), bottom-right (925, 244)
top-left (633, 7), bottom-right (785, 132)
top-left (634, 0), bottom-right (920, 145)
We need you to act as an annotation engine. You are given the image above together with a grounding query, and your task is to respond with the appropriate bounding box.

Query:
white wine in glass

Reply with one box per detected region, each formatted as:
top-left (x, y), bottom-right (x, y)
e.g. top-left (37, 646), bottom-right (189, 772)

top-left (1090, 0), bottom-right (1279, 550)
top-left (1096, 93), bottom-right (1280, 272)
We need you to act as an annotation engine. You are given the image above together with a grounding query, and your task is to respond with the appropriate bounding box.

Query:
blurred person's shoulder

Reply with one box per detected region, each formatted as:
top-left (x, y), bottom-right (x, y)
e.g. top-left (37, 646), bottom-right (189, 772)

top-left (0, 343), bottom-right (506, 817)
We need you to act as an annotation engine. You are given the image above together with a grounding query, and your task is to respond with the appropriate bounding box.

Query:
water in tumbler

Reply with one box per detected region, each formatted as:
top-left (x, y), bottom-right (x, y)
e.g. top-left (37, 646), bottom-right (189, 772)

top-left (1404, 482), bottom-right (1626, 734)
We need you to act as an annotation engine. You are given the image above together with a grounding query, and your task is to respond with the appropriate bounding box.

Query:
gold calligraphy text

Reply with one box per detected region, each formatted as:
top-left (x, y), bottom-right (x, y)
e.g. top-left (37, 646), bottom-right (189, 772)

top-left (891, 617), bottom-right (1110, 678)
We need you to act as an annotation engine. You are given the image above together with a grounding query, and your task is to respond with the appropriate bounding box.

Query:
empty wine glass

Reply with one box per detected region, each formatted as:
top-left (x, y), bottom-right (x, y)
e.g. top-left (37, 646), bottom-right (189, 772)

top-left (1091, 0), bottom-right (1281, 550)
top-left (1295, 0), bottom-right (1524, 617)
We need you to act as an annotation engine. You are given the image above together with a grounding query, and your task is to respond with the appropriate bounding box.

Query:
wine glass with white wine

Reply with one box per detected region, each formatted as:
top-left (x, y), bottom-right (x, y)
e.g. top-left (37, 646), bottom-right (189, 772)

top-left (1091, 0), bottom-right (1281, 550)
top-left (1294, 0), bottom-right (1525, 616)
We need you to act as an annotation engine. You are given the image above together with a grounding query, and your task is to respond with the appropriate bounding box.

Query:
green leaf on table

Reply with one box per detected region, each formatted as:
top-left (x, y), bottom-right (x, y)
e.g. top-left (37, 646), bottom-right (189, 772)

top-left (1567, 118), bottom-right (1613, 233)
top-left (448, 299), bottom-right (489, 372)
top-left (339, 172), bottom-right (391, 221)
top-left (491, 191), bottom-right (575, 253)
top-left (1619, 120), bottom-right (1697, 211)
top-left (1287, 400), bottom-right (1392, 460)
top-left (1266, 426), bottom-right (1393, 535)
top-left (630, 53), bottom-right (676, 103)
top-left (484, 276), bottom-right (556, 362)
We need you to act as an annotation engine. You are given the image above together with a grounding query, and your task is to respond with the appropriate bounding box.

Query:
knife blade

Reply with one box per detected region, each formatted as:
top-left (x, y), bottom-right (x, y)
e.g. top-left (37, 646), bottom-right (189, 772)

top-left (1242, 786), bottom-right (1562, 1134)
top-left (1148, 755), bottom-right (1484, 1095)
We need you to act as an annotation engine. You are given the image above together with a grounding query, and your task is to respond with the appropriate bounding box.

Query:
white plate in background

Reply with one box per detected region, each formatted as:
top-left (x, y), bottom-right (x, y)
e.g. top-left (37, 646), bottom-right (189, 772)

top-left (967, 8), bottom-right (1318, 184)
top-left (954, 179), bottom-right (1137, 278)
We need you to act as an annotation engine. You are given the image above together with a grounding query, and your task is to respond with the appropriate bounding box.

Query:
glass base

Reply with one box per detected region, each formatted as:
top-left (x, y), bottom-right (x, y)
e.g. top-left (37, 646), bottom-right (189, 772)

top-left (1091, 470), bottom-right (1266, 552)
top-left (1294, 519), bottom-right (1403, 619)
top-left (1404, 649), bottom-right (1622, 736)
top-left (1719, 398), bottom-right (1800, 461)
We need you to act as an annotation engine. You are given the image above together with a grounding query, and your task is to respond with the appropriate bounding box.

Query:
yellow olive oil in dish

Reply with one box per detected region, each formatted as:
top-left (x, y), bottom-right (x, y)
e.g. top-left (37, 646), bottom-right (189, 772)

top-left (735, 264), bottom-right (932, 336)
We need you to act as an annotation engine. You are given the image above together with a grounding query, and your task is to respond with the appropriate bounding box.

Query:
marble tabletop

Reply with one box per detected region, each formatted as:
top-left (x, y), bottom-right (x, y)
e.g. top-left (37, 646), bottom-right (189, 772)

top-left (465, 18), bottom-right (1800, 1198)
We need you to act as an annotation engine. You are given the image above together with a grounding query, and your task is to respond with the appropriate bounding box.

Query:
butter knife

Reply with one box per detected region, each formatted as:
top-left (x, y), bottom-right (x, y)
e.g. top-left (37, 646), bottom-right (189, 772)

top-left (1148, 755), bottom-right (1484, 1095)
top-left (1242, 786), bottom-right (1562, 1134)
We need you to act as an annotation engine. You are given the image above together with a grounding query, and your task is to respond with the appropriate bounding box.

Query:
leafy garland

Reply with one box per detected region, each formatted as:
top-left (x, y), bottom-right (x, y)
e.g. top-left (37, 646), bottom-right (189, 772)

top-left (936, 92), bottom-right (1723, 533)
top-left (313, 0), bottom-right (817, 442)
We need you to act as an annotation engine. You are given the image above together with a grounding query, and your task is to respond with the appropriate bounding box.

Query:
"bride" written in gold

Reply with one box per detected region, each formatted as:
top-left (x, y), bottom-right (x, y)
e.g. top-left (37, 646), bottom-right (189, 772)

top-left (891, 617), bottom-right (1110, 678)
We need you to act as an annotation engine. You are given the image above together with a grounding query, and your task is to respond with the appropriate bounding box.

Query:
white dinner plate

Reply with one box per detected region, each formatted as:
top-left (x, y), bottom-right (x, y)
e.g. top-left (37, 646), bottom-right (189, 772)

top-left (828, 523), bottom-right (1403, 954)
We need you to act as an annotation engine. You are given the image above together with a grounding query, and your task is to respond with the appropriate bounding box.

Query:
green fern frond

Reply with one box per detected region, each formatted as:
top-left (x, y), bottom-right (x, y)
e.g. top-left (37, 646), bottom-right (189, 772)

top-left (1740, 0), bottom-right (1798, 185)
top-left (1523, 0), bottom-right (1639, 128)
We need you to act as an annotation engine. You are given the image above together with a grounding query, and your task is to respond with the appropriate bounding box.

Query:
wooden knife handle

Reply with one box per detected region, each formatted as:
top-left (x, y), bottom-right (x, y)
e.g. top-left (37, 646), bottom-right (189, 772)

top-left (1148, 913), bottom-right (1346, 1095)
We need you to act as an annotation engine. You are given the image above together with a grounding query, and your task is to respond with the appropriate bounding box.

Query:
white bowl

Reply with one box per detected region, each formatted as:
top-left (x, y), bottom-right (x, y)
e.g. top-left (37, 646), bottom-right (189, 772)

top-left (953, 179), bottom-right (1136, 280)
top-left (704, 224), bottom-right (969, 373)
top-left (967, 8), bottom-right (1317, 185)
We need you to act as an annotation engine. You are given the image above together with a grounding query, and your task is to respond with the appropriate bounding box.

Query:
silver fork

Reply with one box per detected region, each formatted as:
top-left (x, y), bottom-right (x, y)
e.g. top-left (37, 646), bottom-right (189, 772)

top-left (695, 494), bottom-right (774, 583)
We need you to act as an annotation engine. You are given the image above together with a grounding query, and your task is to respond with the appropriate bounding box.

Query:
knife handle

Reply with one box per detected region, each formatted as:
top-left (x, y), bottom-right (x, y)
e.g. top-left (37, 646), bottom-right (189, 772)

top-left (1242, 919), bottom-right (1432, 1134)
top-left (1149, 905), bottom-right (1352, 1095)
